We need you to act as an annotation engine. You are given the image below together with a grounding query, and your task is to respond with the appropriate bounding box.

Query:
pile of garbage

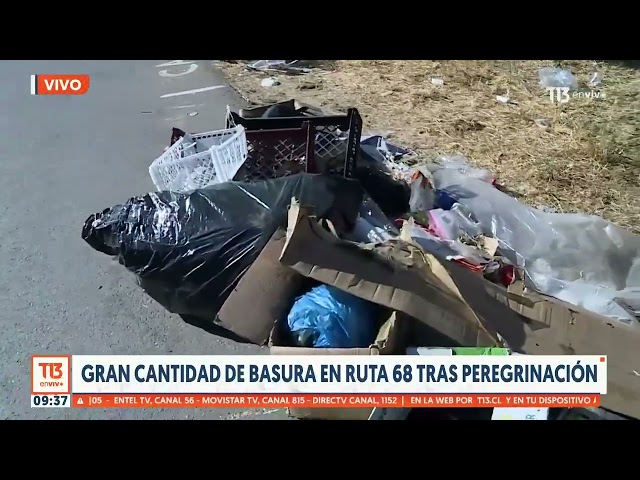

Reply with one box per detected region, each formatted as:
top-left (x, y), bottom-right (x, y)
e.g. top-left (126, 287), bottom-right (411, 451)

top-left (81, 99), bottom-right (640, 421)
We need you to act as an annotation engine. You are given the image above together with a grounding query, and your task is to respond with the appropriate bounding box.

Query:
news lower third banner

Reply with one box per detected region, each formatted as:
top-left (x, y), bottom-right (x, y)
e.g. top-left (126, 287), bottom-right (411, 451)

top-left (31, 355), bottom-right (607, 409)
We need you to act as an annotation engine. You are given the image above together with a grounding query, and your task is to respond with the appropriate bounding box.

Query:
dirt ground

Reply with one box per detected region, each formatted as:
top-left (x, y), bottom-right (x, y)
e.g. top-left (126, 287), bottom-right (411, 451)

top-left (216, 60), bottom-right (640, 233)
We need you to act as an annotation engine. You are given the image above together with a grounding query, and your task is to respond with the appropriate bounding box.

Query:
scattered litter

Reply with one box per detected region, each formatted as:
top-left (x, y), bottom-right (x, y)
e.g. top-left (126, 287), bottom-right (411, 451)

top-left (249, 60), bottom-right (295, 70)
top-left (348, 215), bottom-right (397, 243)
top-left (400, 217), bottom-right (489, 267)
top-left (82, 92), bottom-right (640, 421)
top-left (588, 71), bottom-right (603, 88)
top-left (431, 77), bottom-right (444, 86)
top-left (346, 194), bottom-right (399, 244)
top-left (360, 134), bottom-right (414, 166)
top-left (436, 155), bottom-right (494, 184)
top-left (261, 77), bottom-right (281, 87)
top-left (408, 169), bottom-right (436, 213)
top-left (426, 208), bottom-right (463, 241)
top-left (248, 60), bottom-right (311, 75)
top-left (432, 165), bottom-right (640, 323)
top-left (535, 118), bottom-right (551, 129)
top-left (539, 67), bottom-right (579, 90)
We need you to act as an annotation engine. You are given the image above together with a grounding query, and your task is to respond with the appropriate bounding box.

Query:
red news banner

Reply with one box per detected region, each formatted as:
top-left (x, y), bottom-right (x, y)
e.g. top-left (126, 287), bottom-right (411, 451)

top-left (72, 393), bottom-right (601, 409)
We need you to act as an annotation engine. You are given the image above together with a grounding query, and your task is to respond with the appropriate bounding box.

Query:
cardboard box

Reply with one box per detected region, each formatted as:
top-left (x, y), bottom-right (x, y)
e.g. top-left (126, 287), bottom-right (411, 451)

top-left (482, 282), bottom-right (640, 419)
top-left (216, 225), bottom-right (406, 420)
top-left (273, 312), bottom-right (403, 420)
top-left (216, 226), bottom-right (403, 350)
top-left (277, 204), bottom-right (640, 419)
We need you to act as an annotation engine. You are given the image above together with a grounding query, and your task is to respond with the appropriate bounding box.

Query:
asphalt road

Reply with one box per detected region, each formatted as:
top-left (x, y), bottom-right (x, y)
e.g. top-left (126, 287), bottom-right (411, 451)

top-left (0, 60), bottom-right (288, 420)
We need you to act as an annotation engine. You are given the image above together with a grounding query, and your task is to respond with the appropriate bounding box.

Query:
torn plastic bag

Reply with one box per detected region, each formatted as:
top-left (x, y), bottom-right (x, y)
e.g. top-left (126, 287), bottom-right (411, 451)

top-left (432, 167), bottom-right (640, 323)
top-left (436, 155), bottom-right (495, 184)
top-left (287, 285), bottom-right (380, 348)
top-left (409, 169), bottom-right (436, 213)
top-left (82, 173), bottom-right (364, 320)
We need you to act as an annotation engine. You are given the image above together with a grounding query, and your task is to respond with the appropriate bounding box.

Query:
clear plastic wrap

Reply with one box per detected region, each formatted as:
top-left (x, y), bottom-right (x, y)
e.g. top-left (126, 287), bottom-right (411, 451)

top-left (346, 193), bottom-right (399, 244)
top-left (538, 67), bottom-right (579, 90)
top-left (432, 167), bottom-right (640, 323)
top-left (82, 173), bottom-right (364, 320)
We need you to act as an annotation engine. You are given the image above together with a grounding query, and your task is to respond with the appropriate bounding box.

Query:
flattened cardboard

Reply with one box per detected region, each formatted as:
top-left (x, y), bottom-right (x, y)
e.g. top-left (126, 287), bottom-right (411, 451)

top-left (486, 282), bottom-right (640, 420)
top-left (216, 229), bottom-right (309, 345)
top-left (279, 204), bottom-right (502, 347)
top-left (279, 204), bottom-right (640, 419)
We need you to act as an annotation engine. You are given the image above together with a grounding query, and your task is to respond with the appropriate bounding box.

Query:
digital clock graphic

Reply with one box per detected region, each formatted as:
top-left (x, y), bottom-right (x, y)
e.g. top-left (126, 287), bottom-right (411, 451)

top-left (31, 395), bottom-right (71, 408)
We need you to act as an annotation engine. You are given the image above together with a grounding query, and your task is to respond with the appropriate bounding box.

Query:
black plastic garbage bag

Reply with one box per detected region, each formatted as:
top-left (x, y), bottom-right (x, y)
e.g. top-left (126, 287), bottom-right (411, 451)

top-left (82, 173), bottom-right (364, 320)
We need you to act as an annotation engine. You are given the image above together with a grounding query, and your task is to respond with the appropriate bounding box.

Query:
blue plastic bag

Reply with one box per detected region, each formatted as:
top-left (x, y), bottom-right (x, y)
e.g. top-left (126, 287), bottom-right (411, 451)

top-left (286, 285), bottom-right (379, 348)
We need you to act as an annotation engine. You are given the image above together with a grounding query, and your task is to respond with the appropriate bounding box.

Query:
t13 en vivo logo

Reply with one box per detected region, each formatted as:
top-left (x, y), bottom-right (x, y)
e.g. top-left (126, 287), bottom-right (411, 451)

top-left (547, 86), bottom-right (605, 104)
top-left (30, 74), bottom-right (90, 95)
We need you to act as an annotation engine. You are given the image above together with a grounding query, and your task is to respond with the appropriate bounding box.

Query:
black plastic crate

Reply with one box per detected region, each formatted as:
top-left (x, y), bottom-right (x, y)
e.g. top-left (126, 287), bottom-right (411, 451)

top-left (226, 108), bottom-right (363, 181)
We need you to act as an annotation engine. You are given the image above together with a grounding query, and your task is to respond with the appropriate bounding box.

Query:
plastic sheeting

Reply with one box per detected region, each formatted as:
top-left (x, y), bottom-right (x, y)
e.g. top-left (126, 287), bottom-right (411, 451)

top-left (431, 167), bottom-right (640, 323)
top-left (82, 173), bottom-right (364, 320)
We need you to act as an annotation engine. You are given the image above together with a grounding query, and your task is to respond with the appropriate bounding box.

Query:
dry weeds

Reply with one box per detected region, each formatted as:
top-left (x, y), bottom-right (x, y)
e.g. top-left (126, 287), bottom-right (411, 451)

top-left (217, 60), bottom-right (640, 232)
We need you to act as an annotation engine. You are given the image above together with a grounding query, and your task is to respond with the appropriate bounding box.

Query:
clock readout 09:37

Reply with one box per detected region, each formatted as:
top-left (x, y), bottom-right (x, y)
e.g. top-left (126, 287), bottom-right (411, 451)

top-left (31, 394), bottom-right (70, 408)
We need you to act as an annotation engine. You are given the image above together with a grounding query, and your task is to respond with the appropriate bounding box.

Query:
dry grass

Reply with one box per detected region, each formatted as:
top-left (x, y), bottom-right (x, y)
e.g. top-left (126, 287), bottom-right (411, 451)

top-left (217, 60), bottom-right (640, 232)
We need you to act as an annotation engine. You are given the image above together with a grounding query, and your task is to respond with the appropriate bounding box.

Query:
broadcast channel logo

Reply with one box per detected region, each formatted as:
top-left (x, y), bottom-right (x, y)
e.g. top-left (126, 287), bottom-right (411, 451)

top-left (30, 74), bottom-right (90, 96)
top-left (31, 355), bottom-right (71, 394)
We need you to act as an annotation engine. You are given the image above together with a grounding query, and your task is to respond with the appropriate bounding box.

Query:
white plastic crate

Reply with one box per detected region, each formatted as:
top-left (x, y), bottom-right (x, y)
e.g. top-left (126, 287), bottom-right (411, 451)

top-left (149, 125), bottom-right (248, 193)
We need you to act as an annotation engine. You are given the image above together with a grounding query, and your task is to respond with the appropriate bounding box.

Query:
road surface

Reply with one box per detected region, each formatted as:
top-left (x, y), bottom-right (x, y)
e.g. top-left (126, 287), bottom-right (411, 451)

top-left (0, 60), bottom-right (288, 420)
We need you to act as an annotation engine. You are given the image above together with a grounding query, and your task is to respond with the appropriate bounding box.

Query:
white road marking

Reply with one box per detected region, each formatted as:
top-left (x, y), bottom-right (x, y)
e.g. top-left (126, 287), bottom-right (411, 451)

top-left (168, 104), bottom-right (198, 109)
top-left (159, 64), bottom-right (198, 77)
top-left (155, 60), bottom-right (196, 68)
top-left (160, 85), bottom-right (225, 98)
